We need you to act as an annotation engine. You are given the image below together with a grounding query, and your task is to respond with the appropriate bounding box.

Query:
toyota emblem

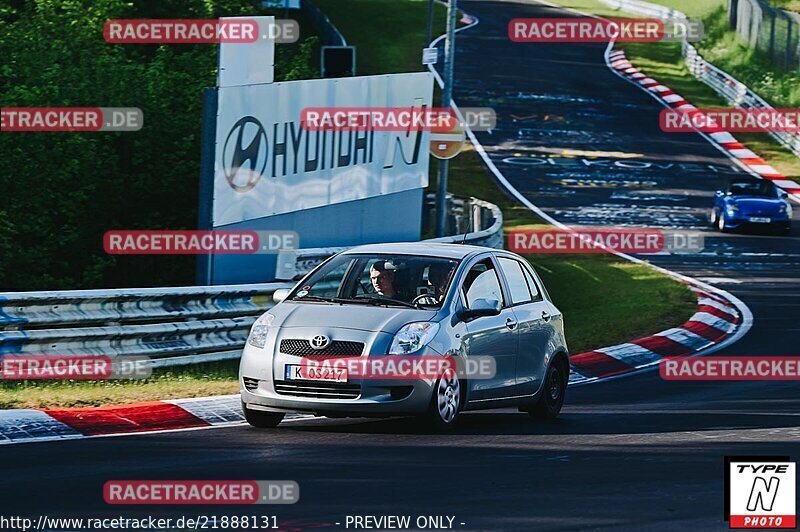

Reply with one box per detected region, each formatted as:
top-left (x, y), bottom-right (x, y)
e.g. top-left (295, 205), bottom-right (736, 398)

top-left (309, 335), bottom-right (330, 350)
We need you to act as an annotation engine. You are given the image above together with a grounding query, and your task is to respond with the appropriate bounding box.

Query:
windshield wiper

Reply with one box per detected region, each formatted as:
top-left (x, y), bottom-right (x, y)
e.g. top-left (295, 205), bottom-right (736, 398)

top-left (296, 295), bottom-right (418, 309)
top-left (293, 296), bottom-right (358, 304)
top-left (354, 296), bottom-right (419, 309)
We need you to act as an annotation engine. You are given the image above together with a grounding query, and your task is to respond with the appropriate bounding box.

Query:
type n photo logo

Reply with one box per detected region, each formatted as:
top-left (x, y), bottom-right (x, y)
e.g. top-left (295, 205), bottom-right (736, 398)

top-left (726, 456), bottom-right (796, 529)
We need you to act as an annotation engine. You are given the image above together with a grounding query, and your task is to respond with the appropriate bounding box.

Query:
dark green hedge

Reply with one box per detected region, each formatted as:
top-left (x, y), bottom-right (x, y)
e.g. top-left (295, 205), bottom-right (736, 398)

top-left (0, 0), bottom-right (317, 290)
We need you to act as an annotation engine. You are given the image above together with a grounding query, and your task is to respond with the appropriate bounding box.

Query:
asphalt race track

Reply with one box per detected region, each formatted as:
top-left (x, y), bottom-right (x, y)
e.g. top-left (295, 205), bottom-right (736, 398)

top-left (2, 1), bottom-right (799, 530)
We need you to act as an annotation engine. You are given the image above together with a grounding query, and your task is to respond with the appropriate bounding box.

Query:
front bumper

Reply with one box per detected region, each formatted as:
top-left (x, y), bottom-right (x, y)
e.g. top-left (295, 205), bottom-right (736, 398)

top-left (724, 215), bottom-right (790, 231)
top-left (239, 331), bottom-right (437, 417)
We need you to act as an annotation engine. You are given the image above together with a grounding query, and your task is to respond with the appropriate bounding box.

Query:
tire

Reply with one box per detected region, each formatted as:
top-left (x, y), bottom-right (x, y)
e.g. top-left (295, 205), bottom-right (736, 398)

top-left (242, 402), bottom-right (284, 428)
top-left (709, 209), bottom-right (718, 228)
top-left (420, 367), bottom-right (462, 431)
top-left (716, 213), bottom-right (729, 233)
top-left (527, 360), bottom-right (567, 420)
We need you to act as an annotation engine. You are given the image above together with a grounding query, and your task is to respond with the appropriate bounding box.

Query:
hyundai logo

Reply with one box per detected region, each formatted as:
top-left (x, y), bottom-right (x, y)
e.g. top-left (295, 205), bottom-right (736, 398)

top-left (222, 116), bottom-right (268, 193)
top-left (309, 335), bottom-right (330, 350)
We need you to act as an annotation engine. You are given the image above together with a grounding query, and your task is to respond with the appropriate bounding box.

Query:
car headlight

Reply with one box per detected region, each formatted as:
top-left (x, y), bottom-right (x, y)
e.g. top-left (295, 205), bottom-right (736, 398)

top-left (781, 203), bottom-right (792, 216)
top-left (726, 203), bottom-right (739, 215)
top-left (389, 322), bottom-right (440, 355)
top-left (247, 313), bottom-right (275, 348)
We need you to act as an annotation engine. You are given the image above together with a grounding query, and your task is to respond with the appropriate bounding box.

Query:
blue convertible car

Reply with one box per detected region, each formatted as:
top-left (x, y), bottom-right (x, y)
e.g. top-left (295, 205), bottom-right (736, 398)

top-left (711, 178), bottom-right (792, 235)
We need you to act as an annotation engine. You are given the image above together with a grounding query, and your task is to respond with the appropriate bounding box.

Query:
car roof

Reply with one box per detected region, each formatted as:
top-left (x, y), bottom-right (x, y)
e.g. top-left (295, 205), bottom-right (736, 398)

top-left (341, 242), bottom-right (497, 260)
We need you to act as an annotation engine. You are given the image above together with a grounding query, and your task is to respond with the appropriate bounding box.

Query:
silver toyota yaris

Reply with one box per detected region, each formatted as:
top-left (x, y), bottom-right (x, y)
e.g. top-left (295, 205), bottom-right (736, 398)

top-left (239, 242), bottom-right (569, 430)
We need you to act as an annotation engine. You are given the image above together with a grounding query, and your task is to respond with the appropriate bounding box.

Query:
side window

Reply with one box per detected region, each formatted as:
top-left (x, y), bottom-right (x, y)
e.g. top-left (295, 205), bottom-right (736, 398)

top-left (521, 265), bottom-right (543, 302)
top-left (498, 257), bottom-right (532, 305)
top-left (462, 259), bottom-right (504, 308)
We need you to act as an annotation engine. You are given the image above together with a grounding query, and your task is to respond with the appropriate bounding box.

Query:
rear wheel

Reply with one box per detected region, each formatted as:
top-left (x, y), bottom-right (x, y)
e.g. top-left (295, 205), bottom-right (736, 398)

top-left (527, 360), bottom-right (567, 420)
top-left (242, 402), bottom-right (284, 428)
top-left (420, 368), bottom-right (462, 431)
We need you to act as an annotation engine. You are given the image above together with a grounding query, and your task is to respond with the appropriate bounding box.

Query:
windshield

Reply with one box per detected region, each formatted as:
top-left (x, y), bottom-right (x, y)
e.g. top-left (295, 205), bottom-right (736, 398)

top-left (287, 254), bottom-right (460, 309)
top-left (728, 180), bottom-right (778, 197)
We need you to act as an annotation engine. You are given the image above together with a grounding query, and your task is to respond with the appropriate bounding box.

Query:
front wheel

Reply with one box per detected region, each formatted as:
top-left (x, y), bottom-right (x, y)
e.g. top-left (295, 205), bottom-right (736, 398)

top-left (527, 362), bottom-right (567, 420)
top-left (420, 368), bottom-right (462, 431)
top-left (242, 402), bottom-right (285, 428)
top-left (716, 213), bottom-right (730, 233)
top-left (709, 208), bottom-right (718, 228)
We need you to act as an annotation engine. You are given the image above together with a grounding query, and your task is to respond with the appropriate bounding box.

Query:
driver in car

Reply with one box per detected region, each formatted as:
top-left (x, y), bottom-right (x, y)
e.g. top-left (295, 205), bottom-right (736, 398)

top-left (370, 261), bottom-right (397, 298)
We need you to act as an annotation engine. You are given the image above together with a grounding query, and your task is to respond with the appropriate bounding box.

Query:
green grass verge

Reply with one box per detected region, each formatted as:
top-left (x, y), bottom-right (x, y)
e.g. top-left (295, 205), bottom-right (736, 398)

top-left (0, 361), bottom-right (240, 410)
top-left (1, 0), bottom-right (699, 410)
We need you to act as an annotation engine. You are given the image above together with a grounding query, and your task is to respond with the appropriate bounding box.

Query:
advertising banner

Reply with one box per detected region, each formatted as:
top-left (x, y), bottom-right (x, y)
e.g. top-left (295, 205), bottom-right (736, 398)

top-left (213, 72), bottom-right (433, 227)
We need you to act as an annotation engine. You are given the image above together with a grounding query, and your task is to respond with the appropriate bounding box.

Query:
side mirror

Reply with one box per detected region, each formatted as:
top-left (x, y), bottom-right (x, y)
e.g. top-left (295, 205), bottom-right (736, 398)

top-left (459, 298), bottom-right (502, 321)
top-left (714, 190), bottom-right (724, 196)
top-left (779, 190), bottom-right (789, 199)
top-left (273, 288), bottom-right (291, 304)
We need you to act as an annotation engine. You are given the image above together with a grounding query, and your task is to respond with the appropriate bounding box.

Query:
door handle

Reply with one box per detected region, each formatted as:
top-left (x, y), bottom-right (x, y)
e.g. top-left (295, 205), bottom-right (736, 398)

top-left (541, 310), bottom-right (551, 321)
top-left (505, 318), bottom-right (518, 330)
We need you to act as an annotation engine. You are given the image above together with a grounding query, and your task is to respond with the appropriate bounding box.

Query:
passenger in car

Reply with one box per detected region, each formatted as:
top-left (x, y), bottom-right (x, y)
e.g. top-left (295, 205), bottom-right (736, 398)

top-left (427, 263), bottom-right (455, 302)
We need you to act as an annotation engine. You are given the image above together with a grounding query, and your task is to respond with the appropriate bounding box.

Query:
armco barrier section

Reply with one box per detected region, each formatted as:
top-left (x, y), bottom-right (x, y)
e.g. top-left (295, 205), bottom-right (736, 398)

top-left (682, 41), bottom-right (800, 158)
top-left (0, 284), bottom-right (291, 368)
top-left (600, 0), bottom-right (800, 158)
top-left (0, 197), bottom-right (502, 367)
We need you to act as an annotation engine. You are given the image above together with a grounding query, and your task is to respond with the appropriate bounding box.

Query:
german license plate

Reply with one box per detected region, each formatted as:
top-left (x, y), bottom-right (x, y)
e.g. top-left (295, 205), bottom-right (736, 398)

top-left (749, 217), bottom-right (771, 223)
top-left (285, 364), bottom-right (347, 383)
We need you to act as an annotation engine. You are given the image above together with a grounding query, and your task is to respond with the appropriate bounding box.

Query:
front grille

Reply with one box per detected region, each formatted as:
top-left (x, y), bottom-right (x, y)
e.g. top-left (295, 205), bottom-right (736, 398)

top-left (242, 376), bottom-right (259, 391)
top-left (274, 380), bottom-right (361, 399)
top-left (279, 339), bottom-right (364, 357)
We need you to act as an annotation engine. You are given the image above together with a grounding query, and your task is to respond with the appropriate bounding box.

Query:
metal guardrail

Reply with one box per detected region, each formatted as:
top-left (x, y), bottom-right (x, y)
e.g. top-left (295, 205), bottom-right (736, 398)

top-left (0, 197), bottom-right (502, 368)
top-left (600, 0), bottom-right (800, 158)
top-left (682, 41), bottom-right (800, 157)
top-left (0, 283), bottom-right (292, 368)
